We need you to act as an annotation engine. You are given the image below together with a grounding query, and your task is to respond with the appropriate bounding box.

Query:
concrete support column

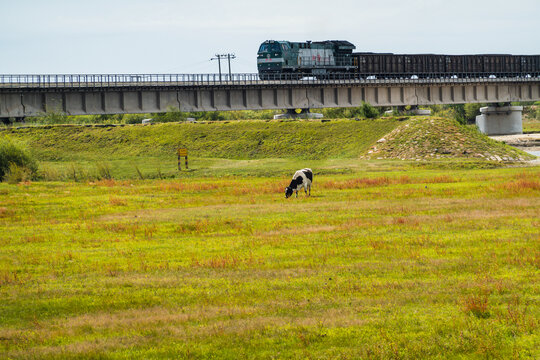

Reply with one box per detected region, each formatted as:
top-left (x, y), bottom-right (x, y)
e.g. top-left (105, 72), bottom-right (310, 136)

top-left (475, 105), bottom-right (523, 135)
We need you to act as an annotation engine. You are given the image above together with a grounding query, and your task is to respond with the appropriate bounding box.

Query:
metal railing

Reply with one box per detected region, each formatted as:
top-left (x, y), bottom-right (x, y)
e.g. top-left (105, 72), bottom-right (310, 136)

top-left (0, 72), bottom-right (539, 89)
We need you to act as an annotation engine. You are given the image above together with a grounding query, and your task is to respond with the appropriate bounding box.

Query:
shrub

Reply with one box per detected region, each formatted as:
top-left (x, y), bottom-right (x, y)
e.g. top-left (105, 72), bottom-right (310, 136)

top-left (123, 114), bottom-right (147, 124)
top-left (464, 103), bottom-right (485, 121)
top-left (36, 111), bottom-right (69, 124)
top-left (151, 107), bottom-right (185, 123)
top-left (0, 137), bottom-right (38, 181)
top-left (359, 102), bottom-right (380, 119)
top-left (321, 103), bottom-right (380, 119)
top-left (4, 163), bottom-right (33, 184)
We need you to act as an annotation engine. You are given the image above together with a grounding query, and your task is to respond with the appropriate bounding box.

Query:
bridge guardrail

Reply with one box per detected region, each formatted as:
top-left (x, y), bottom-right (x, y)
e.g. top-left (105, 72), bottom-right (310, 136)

top-left (0, 73), bottom-right (539, 89)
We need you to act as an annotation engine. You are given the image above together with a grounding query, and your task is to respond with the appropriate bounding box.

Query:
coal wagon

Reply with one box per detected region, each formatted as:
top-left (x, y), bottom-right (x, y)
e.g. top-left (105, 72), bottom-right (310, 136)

top-left (353, 53), bottom-right (540, 78)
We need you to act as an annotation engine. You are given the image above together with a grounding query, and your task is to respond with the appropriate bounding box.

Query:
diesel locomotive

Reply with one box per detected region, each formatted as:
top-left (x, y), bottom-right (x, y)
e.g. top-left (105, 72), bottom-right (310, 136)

top-left (257, 40), bottom-right (540, 79)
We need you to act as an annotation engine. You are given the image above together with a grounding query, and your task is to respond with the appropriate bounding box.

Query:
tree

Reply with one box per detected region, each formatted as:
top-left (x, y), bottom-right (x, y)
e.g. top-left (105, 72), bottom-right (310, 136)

top-left (0, 137), bottom-right (38, 181)
top-left (464, 103), bottom-right (485, 122)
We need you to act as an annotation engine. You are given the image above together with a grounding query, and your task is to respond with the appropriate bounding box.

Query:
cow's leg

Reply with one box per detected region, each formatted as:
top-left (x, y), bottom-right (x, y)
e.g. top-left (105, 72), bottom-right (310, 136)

top-left (295, 190), bottom-right (298, 198)
top-left (308, 184), bottom-right (311, 196)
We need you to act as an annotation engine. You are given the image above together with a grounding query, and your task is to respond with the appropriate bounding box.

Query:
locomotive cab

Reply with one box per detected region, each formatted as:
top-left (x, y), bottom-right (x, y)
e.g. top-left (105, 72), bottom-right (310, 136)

top-left (257, 39), bottom-right (356, 79)
top-left (257, 41), bottom-right (285, 78)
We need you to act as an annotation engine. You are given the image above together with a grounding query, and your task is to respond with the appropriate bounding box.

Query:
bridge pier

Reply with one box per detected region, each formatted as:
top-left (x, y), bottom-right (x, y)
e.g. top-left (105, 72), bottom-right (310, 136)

top-left (475, 105), bottom-right (523, 135)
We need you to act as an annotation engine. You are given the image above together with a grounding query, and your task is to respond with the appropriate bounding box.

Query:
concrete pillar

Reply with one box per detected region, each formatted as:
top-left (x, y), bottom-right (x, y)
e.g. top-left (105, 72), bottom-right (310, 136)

top-left (475, 105), bottom-right (523, 135)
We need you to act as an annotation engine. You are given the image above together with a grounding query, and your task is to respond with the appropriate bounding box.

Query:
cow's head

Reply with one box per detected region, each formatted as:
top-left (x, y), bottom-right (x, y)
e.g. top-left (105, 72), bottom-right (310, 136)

top-left (285, 186), bottom-right (293, 198)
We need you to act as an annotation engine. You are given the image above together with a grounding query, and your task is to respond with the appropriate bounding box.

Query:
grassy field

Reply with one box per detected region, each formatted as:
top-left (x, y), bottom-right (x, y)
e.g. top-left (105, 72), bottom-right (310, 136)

top-left (0, 117), bottom-right (539, 358)
top-left (1, 166), bottom-right (539, 359)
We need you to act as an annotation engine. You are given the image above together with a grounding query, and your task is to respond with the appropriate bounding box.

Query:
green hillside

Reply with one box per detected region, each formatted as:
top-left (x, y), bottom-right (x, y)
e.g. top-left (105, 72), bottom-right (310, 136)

top-left (3, 119), bottom-right (398, 161)
top-left (1, 117), bottom-right (534, 180)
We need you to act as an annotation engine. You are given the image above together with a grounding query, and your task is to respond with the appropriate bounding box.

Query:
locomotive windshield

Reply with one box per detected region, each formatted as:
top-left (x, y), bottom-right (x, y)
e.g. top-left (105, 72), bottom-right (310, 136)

top-left (258, 43), bottom-right (281, 54)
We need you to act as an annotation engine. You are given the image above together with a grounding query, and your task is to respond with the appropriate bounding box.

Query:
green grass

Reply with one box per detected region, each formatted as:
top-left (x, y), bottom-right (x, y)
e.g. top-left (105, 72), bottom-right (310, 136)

top-left (1, 167), bottom-right (539, 359)
top-left (3, 119), bottom-right (399, 160)
top-left (3, 117), bottom-right (534, 182)
top-left (2, 119), bottom-right (400, 180)
top-left (523, 118), bottom-right (540, 133)
top-left (0, 117), bottom-right (538, 358)
top-left (367, 116), bottom-right (534, 161)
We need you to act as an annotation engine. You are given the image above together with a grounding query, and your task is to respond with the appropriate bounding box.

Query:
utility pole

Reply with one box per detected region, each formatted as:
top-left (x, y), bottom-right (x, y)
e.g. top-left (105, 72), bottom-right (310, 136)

top-left (211, 53), bottom-right (236, 82)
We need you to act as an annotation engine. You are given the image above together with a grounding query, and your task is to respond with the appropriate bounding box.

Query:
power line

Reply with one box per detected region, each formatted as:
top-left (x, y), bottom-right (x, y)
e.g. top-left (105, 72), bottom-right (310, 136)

top-left (210, 53), bottom-right (236, 81)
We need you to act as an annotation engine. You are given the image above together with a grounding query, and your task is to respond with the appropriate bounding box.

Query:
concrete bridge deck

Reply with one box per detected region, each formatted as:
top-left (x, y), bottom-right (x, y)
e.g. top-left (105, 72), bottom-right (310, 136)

top-left (1, 73), bottom-right (539, 119)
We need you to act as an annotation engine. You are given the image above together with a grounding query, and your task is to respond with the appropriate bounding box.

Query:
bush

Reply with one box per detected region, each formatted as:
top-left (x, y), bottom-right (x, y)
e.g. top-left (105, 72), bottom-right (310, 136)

top-left (464, 103), bottom-right (485, 121)
top-left (123, 114), bottom-right (147, 124)
top-left (152, 107), bottom-right (185, 123)
top-left (359, 102), bottom-right (380, 119)
top-left (320, 103), bottom-right (380, 119)
top-left (430, 104), bottom-right (467, 124)
top-left (4, 163), bottom-right (33, 184)
top-left (0, 137), bottom-right (38, 181)
top-left (35, 112), bottom-right (69, 124)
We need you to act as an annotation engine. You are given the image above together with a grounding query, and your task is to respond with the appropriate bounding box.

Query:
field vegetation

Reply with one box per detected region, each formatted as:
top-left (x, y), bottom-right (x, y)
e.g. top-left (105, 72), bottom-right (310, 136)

top-left (1, 167), bottom-right (539, 359)
top-left (0, 115), bottom-right (538, 358)
top-left (4, 101), bottom-right (539, 127)
top-left (522, 104), bottom-right (540, 133)
top-left (3, 118), bottom-right (400, 181)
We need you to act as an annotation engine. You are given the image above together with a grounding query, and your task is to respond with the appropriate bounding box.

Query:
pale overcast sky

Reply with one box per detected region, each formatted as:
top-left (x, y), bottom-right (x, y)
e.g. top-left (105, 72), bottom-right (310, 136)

top-left (0, 0), bottom-right (538, 74)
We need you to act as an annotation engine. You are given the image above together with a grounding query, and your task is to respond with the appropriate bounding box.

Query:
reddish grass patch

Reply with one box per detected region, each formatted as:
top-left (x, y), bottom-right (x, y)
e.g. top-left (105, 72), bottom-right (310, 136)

top-left (498, 179), bottom-right (540, 193)
top-left (463, 294), bottom-right (491, 318)
top-left (320, 177), bottom-right (389, 190)
top-left (0, 207), bottom-right (14, 218)
top-left (160, 182), bottom-right (221, 192)
top-left (109, 196), bottom-right (127, 206)
top-left (392, 216), bottom-right (420, 227)
top-left (424, 175), bottom-right (457, 183)
top-left (0, 270), bottom-right (23, 286)
top-left (320, 176), bottom-right (414, 190)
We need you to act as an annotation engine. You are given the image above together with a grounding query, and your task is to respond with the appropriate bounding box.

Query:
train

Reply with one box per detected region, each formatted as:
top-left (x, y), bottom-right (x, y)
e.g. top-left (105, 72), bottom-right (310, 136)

top-left (257, 40), bottom-right (540, 79)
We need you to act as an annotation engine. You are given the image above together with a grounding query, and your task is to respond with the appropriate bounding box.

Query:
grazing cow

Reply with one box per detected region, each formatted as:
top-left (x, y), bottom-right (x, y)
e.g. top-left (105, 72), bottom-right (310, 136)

top-left (285, 168), bottom-right (313, 198)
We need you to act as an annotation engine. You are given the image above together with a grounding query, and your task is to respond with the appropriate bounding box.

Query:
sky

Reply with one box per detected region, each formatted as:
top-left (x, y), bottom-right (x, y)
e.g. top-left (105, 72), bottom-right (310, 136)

top-left (1, 0), bottom-right (538, 74)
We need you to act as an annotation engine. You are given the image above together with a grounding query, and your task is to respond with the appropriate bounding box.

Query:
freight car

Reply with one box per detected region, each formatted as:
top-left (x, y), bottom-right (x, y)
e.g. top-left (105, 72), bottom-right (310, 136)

top-left (257, 40), bottom-right (540, 79)
top-left (354, 52), bottom-right (540, 79)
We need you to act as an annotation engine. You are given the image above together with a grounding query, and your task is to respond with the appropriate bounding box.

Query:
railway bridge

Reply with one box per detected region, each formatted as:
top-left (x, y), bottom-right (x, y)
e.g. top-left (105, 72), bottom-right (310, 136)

top-left (1, 73), bottom-right (539, 134)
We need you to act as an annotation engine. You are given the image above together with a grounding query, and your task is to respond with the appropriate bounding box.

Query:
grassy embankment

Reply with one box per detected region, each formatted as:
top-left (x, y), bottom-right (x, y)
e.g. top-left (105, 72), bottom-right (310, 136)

top-left (3, 119), bottom-right (400, 180)
top-left (0, 116), bottom-right (539, 358)
top-left (2, 116), bottom-right (535, 181)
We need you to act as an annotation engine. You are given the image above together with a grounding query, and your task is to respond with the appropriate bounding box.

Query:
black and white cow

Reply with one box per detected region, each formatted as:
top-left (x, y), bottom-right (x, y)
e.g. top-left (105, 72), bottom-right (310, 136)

top-left (285, 168), bottom-right (313, 198)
